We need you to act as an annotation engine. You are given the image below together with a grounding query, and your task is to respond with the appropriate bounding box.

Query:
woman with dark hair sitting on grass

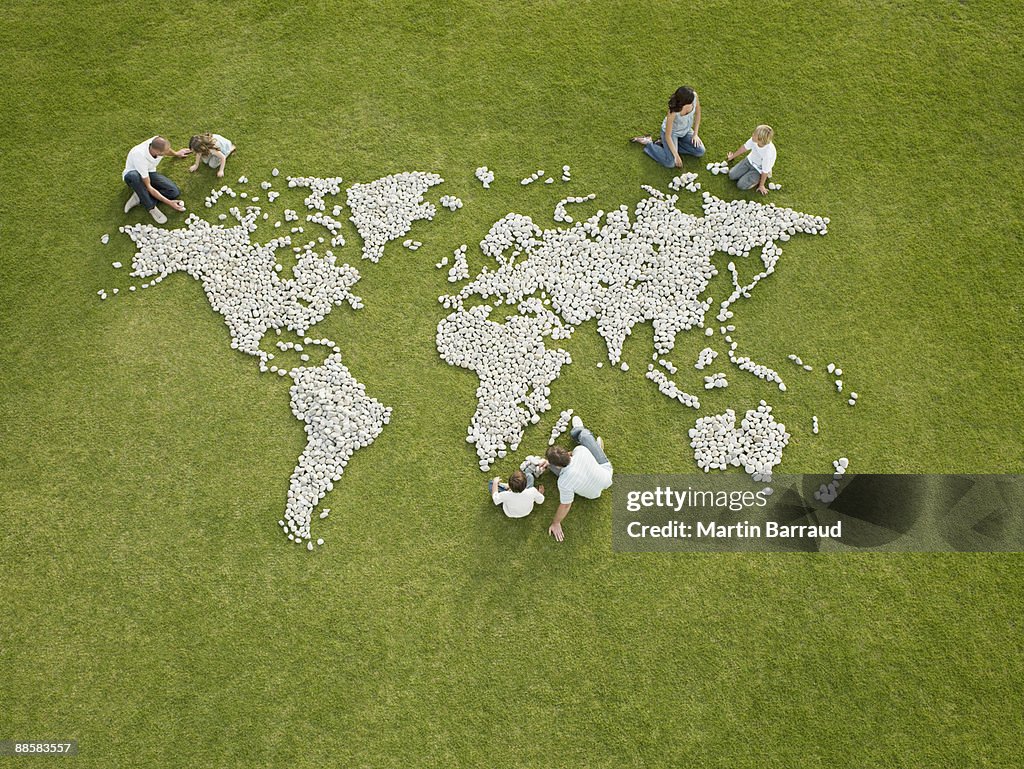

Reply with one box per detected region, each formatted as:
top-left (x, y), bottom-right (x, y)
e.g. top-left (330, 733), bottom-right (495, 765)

top-left (632, 85), bottom-right (706, 167)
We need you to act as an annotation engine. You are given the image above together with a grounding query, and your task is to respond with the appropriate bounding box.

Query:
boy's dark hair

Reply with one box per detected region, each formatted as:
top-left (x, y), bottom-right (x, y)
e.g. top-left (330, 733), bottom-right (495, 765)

top-left (668, 86), bottom-right (696, 113)
top-left (546, 445), bottom-right (571, 469)
top-left (509, 470), bottom-right (528, 493)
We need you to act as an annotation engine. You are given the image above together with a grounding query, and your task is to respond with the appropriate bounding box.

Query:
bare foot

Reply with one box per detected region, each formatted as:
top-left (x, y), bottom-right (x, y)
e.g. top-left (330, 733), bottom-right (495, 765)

top-left (630, 135), bottom-right (653, 146)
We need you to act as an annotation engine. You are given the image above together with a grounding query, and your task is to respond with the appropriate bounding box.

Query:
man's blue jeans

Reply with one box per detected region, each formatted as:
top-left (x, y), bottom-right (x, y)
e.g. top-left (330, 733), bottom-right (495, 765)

top-left (549, 422), bottom-right (611, 477)
top-left (124, 170), bottom-right (180, 210)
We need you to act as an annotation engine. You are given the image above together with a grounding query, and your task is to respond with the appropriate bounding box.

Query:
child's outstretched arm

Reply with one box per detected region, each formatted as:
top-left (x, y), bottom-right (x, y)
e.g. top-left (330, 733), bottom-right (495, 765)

top-left (189, 154), bottom-right (202, 172)
top-left (726, 143), bottom-right (749, 162)
top-left (756, 172), bottom-right (769, 195)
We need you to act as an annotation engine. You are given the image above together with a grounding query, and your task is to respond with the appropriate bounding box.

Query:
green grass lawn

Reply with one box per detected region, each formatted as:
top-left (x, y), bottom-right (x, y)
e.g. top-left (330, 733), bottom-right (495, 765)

top-left (2, 1), bottom-right (1023, 766)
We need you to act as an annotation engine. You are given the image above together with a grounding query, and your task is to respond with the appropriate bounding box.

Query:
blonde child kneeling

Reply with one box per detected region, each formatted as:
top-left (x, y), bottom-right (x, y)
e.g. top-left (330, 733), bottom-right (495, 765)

top-left (188, 133), bottom-right (236, 178)
top-left (727, 125), bottom-right (776, 195)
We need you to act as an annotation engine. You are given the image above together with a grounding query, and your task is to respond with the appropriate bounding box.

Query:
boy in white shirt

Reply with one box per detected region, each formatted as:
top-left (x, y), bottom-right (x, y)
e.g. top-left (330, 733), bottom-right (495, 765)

top-left (490, 470), bottom-right (545, 519)
top-left (726, 124), bottom-right (777, 195)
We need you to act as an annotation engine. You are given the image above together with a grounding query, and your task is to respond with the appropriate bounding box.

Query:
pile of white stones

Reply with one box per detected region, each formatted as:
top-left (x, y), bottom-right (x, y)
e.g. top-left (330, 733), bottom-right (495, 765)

top-left (520, 454), bottom-right (546, 477)
top-left (436, 303), bottom-right (572, 471)
top-left (689, 401), bottom-right (790, 480)
top-left (475, 166), bottom-right (495, 188)
top-left (560, 165), bottom-right (571, 182)
top-left (447, 245), bottom-right (470, 282)
top-left (553, 194), bottom-right (596, 224)
top-left (548, 409), bottom-right (574, 445)
top-left (282, 353), bottom-right (392, 548)
top-left (520, 169), bottom-right (545, 185)
top-left (706, 161), bottom-right (730, 175)
top-left (703, 372), bottom-right (728, 389)
top-left (814, 457), bottom-right (850, 503)
top-left (695, 347), bottom-right (718, 370)
top-left (346, 172), bottom-right (443, 262)
top-left (668, 173), bottom-right (701, 192)
top-left (402, 239), bottom-right (423, 250)
top-left (439, 195), bottom-right (464, 212)
top-left (645, 367), bottom-right (700, 409)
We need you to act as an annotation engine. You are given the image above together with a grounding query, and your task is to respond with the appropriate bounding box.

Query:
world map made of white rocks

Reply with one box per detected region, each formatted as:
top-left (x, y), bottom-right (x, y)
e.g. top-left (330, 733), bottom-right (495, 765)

top-left (112, 166), bottom-right (839, 548)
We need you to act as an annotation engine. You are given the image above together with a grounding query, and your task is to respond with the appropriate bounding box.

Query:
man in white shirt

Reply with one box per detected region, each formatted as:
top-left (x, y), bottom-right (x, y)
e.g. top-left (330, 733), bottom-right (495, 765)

top-left (539, 416), bottom-right (613, 542)
top-left (122, 136), bottom-right (191, 224)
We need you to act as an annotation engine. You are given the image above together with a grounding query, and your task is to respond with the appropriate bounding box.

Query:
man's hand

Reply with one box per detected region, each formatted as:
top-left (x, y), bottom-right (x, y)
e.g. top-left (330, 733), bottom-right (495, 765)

top-left (757, 185), bottom-right (768, 195)
top-left (692, 132), bottom-right (704, 150)
top-left (548, 522), bottom-right (564, 542)
top-left (169, 199), bottom-right (186, 212)
top-left (174, 148), bottom-right (191, 158)
top-left (727, 151), bottom-right (735, 162)
top-left (537, 459), bottom-right (549, 472)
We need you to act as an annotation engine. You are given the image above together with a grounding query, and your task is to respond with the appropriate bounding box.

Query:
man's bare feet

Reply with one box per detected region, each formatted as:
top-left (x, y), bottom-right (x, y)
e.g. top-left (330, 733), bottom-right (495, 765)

top-left (630, 135), bottom-right (653, 146)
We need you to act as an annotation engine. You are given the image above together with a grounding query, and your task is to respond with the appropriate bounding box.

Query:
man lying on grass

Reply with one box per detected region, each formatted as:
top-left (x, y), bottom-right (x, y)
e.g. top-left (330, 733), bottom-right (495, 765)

top-left (539, 416), bottom-right (613, 542)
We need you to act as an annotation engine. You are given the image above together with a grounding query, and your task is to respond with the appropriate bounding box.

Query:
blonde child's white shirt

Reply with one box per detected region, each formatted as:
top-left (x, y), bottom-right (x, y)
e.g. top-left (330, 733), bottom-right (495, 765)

top-left (744, 138), bottom-right (777, 175)
top-left (123, 136), bottom-right (161, 179)
top-left (493, 487), bottom-right (545, 518)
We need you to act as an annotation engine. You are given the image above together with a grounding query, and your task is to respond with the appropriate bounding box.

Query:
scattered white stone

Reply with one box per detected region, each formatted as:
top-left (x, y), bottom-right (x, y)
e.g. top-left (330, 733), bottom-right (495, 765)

top-left (475, 166), bottom-right (495, 188)
top-left (703, 372), bottom-right (728, 389)
top-left (646, 368), bottom-right (700, 409)
top-left (101, 234), bottom-right (110, 245)
top-left (272, 168), bottom-right (280, 177)
top-left (768, 182), bottom-right (782, 191)
top-left (520, 170), bottom-right (545, 185)
top-left (812, 415), bottom-right (820, 434)
top-left (112, 261), bottom-right (122, 269)
top-left (669, 172), bottom-right (701, 192)
top-left (695, 347), bottom-right (718, 370)
top-left (439, 195), bottom-right (463, 211)
top-left (706, 161), bottom-right (730, 175)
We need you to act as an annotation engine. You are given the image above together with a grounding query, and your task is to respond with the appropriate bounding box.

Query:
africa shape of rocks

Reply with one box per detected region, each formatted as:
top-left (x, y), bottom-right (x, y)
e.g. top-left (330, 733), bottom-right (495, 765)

top-left (689, 401), bottom-right (790, 480)
top-left (436, 301), bottom-right (573, 472)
